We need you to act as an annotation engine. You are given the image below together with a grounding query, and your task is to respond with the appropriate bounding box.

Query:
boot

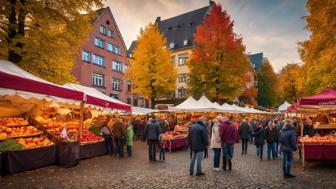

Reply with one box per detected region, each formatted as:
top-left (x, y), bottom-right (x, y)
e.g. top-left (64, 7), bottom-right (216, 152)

top-left (223, 156), bottom-right (227, 171)
top-left (228, 156), bottom-right (232, 171)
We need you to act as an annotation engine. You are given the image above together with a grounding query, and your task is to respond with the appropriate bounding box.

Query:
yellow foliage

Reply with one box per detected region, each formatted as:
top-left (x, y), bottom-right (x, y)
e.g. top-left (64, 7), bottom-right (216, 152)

top-left (126, 23), bottom-right (177, 101)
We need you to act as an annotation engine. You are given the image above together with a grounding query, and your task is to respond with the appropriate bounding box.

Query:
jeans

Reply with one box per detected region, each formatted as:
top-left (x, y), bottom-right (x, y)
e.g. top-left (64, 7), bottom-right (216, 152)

top-left (148, 140), bottom-right (158, 161)
top-left (256, 144), bottom-right (264, 159)
top-left (223, 144), bottom-right (234, 159)
top-left (115, 138), bottom-right (125, 157)
top-left (282, 151), bottom-right (293, 175)
top-left (159, 147), bottom-right (165, 160)
top-left (267, 142), bottom-right (276, 160)
top-left (275, 142), bottom-right (279, 156)
top-left (241, 139), bottom-right (248, 153)
top-left (213, 148), bottom-right (221, 168)
top-left (127, 145), bottom-right (132, 157)
top-left (103, 135), bottom-right (113, 155)
top-left (189, 151), bottom-right (203, 174)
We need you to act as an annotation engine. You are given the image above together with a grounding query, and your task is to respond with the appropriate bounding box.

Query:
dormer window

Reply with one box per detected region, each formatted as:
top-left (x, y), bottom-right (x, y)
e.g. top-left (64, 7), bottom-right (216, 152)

top-left (176, 25), bottom-right (181, 29)
top-left (169, 42), bottom-right (175, 49)
top-left (167, 26), bottom-right (172, 31)
top-left (183, 39), bottom-right (188, 46)
top-left (189, 22), bottom-right (193, 27)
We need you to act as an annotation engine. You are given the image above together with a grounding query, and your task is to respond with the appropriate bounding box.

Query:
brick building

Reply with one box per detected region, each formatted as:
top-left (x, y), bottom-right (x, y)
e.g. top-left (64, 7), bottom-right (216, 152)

top-left (72, 7), bottom-right (132, 103)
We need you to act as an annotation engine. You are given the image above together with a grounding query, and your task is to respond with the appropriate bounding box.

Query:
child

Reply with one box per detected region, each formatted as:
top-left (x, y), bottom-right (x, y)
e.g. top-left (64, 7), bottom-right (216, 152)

top-left (126, 121), bottom-right (134, 157)
top-left (159, 134), bottom-right (166, 161)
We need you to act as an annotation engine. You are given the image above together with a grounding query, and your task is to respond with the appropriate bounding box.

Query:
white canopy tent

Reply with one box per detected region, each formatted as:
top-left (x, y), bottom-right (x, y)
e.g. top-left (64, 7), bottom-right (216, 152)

top-left (169, 96), bottom-right (221, 112)
top-left (278, 101), bottom-right (291, 112)
top-left (131, 106), bottom-right (159, 115)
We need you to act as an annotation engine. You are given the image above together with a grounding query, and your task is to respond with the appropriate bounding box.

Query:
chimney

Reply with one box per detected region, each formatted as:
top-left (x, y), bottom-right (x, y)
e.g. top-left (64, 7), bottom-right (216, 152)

top-left (155, 16), bottom-right (161, 24)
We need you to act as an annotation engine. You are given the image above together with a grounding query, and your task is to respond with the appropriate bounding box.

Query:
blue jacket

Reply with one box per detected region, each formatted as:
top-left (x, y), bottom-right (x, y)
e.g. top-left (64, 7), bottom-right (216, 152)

top-left (279, 124), bottom-right (296, 153)
top-left (188, 121), bottom-right (209, 152)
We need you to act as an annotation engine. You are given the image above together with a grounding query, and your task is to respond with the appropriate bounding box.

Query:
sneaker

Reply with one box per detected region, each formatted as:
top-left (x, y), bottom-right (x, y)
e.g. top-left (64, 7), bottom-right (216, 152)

top-left (196, 172), bottom-right (205, 176)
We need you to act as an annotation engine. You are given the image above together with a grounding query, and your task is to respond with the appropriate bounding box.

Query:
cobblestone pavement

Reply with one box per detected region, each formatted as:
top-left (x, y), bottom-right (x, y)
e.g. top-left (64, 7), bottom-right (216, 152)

top-left (1, 141), bottom-right (336, 189)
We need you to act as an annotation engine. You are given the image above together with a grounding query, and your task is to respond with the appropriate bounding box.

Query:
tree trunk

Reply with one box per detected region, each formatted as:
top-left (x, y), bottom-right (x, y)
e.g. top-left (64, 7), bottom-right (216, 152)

top-left (16, 0), bottom-right (26, 62)
top-left (7, 0), bottom-right (19, 63)
top-left (150, 96), bottom-right (155, 109)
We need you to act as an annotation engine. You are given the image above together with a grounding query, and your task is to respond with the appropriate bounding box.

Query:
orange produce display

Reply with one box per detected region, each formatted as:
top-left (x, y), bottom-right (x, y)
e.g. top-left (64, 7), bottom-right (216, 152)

top-left (161, 131), bottom-right (187, 140)
top-left (45, 121), bottom-right (79, 135)
top-left (0, 126), bottom-right (42, 139)
top-left (300, 135), bottom-right (336, 144)
top-left (16, 136), bottom-right (54, 149)
top-left (0, 117), bottom-right (29, 127)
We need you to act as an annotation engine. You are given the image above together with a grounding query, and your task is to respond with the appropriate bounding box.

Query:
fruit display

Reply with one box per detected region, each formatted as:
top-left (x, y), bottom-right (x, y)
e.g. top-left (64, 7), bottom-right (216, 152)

top-left (35, 115), bottom-right (52, 124)
top-left (0, 126), bottom-right (43, 140)
top-left (174, 124), bottom-right (189, 133)
top-left (0, 117), bottom-right (29, 127)
top-left (79, 130), bottom-right (104, 144)
top-left (16, 136), bottom-right (54, 150)
top-left (161, 131), bottom-right (187, 141)
top-left (44, 121), bottom-right (79, 135)
top-left (300, 135), bottom-right (336, 144)
top-left (92, 115), bottom-right (107, 127)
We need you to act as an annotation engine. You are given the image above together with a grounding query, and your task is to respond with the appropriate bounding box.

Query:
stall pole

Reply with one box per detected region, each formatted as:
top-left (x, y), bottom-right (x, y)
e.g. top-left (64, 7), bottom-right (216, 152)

top-left (300, 108), bottom-right (303, 137)
top-left (80, 102), bottom-right (84, 139)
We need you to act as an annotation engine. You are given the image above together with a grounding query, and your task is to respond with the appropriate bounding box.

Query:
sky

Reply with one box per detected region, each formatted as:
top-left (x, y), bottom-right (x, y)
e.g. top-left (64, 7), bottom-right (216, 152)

top-left (104, 0), bottom-right (310, 72)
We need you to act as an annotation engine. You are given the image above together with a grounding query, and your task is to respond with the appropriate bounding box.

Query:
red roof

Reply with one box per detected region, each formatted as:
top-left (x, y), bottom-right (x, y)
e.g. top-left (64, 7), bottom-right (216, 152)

top-left (299, 88), bottom-right (336, 106)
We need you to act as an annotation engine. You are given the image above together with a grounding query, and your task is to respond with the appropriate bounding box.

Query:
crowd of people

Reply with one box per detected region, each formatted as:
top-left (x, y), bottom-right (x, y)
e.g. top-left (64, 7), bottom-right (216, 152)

top-left (188, 115), bottom-right (299, 178)
top-left (100, 114), bottom-right (305, 179)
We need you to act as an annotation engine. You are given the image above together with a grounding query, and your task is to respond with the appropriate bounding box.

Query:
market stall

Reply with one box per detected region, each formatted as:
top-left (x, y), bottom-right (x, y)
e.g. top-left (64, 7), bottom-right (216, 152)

top-left (161, 131), bottom-right (188, 152)
top-left (293, 88), bottom-right (336, 168)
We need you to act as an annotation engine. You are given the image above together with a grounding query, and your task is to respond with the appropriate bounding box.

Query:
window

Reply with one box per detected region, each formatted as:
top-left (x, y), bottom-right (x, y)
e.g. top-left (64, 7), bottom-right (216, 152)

top-left (92, 73), bottom-right (104, 87)
top-left (178, 55), bottom-right (187, 66)
top-left (127, 98), bottom-right (131, 104)
top-left (178, 87), bottom-right (186, 97)
top-left (92, 54), bottom-right (105, 66)
top-left (100, 25), bottom-right (106, 35)
top-left (114, 46), bottom-right (120, 54)
top-left (169, 42), bottom-right (175, 49)
top-left (82, 51), bottom-right (90, 62)
top-left (112, 61), bottom-right (123, 72)
top-left (107, 30), bottom-right (114, 38)
top-left (123, 64), bottom-right (128, 73)
top-left (94, 37), bottom-right (104, 48)
top-left (183, 39), bottom-right (188, 46)
top-left (178, 74), bottom-right (187, 83)
top-left (110, 93), bottom-right (118, 99)
top-left (112, 78), bottom-right (121, 91)
top-left (106, 42), bottom-right (114, 52)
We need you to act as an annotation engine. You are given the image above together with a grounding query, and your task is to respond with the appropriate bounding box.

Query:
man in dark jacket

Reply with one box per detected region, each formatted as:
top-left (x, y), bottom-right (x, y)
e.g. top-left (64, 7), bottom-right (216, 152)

top-left (188, 117), bottom-right (208, 176)
top-left (254, 122), bottom-right (265, 160)
top-left (220, 118), bottom-right (238, 171)
top-left (145, 116), bottom-right (162, 162)
top-left (265, 120), bottom-right (278, 160)
top-left (279, 119), bottom-right (297, 178)
top-left (112, 118), bottom-right (127, 158)
top-left (239, 119), bottom-right (250, 154)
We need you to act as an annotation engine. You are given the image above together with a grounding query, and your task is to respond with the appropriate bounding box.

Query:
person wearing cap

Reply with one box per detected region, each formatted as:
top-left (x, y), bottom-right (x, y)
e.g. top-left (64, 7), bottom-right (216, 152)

top-left (188, 116), bottom-right (209, 176)
top-left (219, 117), bottom-right (238, 171)
top-left (210, 116), bottom-right (224, 171)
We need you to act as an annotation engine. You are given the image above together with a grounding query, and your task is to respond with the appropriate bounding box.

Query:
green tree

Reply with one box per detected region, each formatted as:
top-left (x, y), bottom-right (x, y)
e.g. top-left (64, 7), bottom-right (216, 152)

top-left (257, 58), bottom-right (278, 107)
top-left (126, 23), bottom-right (177, 108)
top-left (188, 3), bottom-right (252, 102)
top-left (0, 0), bottom-right (103, 84)
top-left (299, 0), bottom-right (336, 95)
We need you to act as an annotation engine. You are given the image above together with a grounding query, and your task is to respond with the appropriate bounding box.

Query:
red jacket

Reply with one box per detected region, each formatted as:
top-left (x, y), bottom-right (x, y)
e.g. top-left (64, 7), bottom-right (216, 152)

top-left (220, 121), bottom-right (238, 145)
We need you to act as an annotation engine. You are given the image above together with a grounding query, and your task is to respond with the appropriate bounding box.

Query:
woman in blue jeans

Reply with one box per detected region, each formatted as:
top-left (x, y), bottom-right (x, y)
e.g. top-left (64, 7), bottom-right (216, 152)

top-left (210, 116), bottom-right (224, 171)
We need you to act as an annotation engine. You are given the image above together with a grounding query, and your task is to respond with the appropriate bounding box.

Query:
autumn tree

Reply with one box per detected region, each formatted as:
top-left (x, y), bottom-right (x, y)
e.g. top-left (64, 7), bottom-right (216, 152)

top-left (188, 3), bottom-right (253, 102)
top-left (0, 0), bottom-right (103, 84)
top-left (126, 23), bottom-right (177, 108)
top-left (277, 64), bottom-right (302, 103)
top-left (299, 0), bottom-right (336, 95)
top-left (256, 58), bottom-right (278, 107)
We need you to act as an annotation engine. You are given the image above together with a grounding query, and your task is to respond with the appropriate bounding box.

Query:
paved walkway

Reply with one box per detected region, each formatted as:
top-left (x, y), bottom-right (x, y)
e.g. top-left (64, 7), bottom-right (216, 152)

top-left (1, 141), bottom-right (336, 189)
